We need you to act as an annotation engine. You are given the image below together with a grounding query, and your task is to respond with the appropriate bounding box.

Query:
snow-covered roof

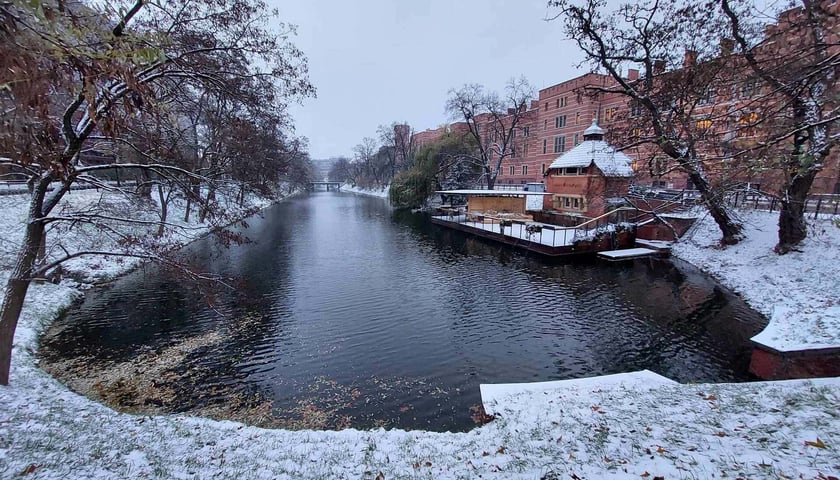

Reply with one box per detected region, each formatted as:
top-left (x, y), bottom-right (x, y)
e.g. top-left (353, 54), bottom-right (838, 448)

top-left (583, 120), bottom-right (605, 138)
top-left (547, 121), bottom-right (634, 177)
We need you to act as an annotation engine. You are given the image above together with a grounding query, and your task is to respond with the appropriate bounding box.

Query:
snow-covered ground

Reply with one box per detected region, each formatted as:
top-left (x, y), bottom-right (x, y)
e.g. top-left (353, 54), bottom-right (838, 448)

top-left (672, 209), bottom-right (840, 352)
top-left (0, 193), bottom-right (838, 479)
top-left (342, 184), bottom-right (390, 199)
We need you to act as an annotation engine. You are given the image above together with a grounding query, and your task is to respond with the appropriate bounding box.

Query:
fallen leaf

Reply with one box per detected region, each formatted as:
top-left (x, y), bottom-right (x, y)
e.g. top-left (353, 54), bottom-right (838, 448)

top-left (20, 464), bottom-right (42, 476)
top-left (640, 473), bottom-right (650, 478)
top-left (656, 446), bottom-right (668, 454)
top-left (714, 431), bottom-right (728, 437)
top-left (805, 438), bottom-right (827, 449)
top-left (496, 446), bottom-right (506, 454)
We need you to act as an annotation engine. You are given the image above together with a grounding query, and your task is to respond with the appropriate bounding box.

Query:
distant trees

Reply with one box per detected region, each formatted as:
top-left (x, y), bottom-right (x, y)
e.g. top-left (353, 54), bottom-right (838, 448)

top-left (336, 123), bottom-right (415, 189)
top-left (390, 132), bottom-right (479, 208)
top-left (445, 77), bottom-right (534, 190)
top-left (0, 0), bottom-right (314, 384)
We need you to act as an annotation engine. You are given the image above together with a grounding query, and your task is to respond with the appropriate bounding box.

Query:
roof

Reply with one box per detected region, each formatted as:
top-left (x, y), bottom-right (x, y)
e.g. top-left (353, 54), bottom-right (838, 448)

top-left (547, 140), bottom-right (635, 177)
top-left (583, 120), bottom-right (605, 138)
top-left (435, 190), bottom-right (553, 196)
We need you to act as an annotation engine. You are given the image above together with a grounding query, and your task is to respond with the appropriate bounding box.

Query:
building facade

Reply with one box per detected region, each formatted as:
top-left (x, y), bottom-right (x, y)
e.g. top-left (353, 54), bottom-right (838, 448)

top-left (411, 1), bottom-right (839, 199)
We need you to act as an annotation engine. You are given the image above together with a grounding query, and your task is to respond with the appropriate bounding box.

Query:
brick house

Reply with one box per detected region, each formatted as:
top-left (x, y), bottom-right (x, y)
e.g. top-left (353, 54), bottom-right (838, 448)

top-left (543, 120), bottom-right (634, 217)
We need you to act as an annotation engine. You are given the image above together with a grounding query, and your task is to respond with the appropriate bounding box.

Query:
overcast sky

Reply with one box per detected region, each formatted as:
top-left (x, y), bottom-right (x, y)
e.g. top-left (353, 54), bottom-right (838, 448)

top-left (273, 0), bottom-right (591, 160)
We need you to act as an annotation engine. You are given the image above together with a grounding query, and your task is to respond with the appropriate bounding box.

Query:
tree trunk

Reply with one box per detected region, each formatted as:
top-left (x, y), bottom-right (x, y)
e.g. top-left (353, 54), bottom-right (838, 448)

top-left (199, 185), bottom-right (216, 223)
top-left (156, 184), bottom-right (168, 237)
top-left (0, 212), bottom-right (45, 385)
top-left (775, 169), bottom-right (818, 254)
top-left (686, 168), bottom-right (743, 245)
top-left (136, 170), bottom-right (152, 198)
top-left (485, 166), bottom-right (495, 190)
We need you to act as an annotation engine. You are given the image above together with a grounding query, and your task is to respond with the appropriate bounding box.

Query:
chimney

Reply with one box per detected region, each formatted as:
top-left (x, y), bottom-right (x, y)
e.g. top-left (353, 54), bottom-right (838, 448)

top-left (653, 59), bottom-right (666, 74)
top-left (627, 68), bottom-right (639, 81)
top-left (683, 50), bottom-right (697, 68)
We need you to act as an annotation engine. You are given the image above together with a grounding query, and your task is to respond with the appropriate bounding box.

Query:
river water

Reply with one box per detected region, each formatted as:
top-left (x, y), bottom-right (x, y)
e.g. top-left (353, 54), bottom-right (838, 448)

top-left (40, 192), bottom-right (767, 432)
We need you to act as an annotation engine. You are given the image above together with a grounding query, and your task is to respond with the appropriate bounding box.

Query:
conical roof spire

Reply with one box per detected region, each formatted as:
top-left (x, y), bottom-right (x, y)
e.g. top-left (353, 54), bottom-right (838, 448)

top-left (583, 119), bottom-right (606, 141)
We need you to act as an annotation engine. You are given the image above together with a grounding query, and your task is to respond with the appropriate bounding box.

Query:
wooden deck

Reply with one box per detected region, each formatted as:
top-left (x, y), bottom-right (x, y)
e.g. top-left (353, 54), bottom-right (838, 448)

top-left (597, 247), bottom-right (659, 261)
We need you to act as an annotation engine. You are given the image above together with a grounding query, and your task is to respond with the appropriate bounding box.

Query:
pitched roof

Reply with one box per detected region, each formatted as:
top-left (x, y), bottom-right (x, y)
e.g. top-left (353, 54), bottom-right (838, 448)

top-left (547, 121), bottom-right (634, 177)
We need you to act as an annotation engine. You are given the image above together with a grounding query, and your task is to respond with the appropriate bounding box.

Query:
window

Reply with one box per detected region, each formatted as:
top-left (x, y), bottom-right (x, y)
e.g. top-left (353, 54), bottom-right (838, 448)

top-left (556, 195), bottom-right (584, 211)
top-left (738, 112), bottom-right (758, 137)
top-left (696, 119), bottom-right (712, 130)
top-left (555, 115), bottom-right (567, 129)
top-left (553, 136), bottom-right (566, 153)
top-left (522, 165), bottom-right (528, 175)
top-left (541, 163), bottom-right (546, 174)
top-left (523, 126), bottom-right (530, 137)
top-left (563, 167), bottom-right (583, 176)
top-left (542, 139), bottom-right (547, 154)
top-left (476, 124), bottom-right (481, 133)
top-left (630, 101), bottom-right (643, 118)
top-left (631, 127), bottom-right (642, 138)
top-left (556, 99), bottom-right (560, 108)
top-left (511, 129), bottom-right (515, 138)
top-left (604, 107), bottom-right (618, 122)
top-left (698, 87), bottom-right (716, 105)
top-left (575, 112), bottom-right (581, 125)
top-left (573, 133), bottom-right (580, 145)
top-left (544, 103), bottom-right (549, 111)
top-left (510, 143), bottom-right (516, 158)
top-left (544, 119), bottom-right (548, 130)
top-left (560, 96), bottom-right (567, 108)
top-left (739, 79), bottom-right (758, 99)
top-left (509, 165), bottom-right (515, 175)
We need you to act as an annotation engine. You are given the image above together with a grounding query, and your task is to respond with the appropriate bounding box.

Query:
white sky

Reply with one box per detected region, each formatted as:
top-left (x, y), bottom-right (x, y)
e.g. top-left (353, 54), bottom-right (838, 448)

top-left (274, 0), bottom-right (590, 159)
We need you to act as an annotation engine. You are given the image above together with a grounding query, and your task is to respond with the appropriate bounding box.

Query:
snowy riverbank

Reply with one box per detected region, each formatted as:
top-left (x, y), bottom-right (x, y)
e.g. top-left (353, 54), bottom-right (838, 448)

top-left (341, 184), bottom-right (390, 199)
top-left (0, 193), bottom-right (838, 479)
top-left (672, 209), bottom-right (840, 352)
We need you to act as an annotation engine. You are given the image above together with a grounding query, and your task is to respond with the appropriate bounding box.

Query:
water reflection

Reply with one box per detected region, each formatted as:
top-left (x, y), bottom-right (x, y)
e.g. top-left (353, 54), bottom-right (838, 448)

top-left (40, 192), bottom-right (766, 432)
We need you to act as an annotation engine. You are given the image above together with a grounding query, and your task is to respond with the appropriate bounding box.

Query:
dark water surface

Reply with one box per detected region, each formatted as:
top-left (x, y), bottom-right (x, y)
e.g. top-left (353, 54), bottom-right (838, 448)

top-left (40, 192), bottom-right (767, 432)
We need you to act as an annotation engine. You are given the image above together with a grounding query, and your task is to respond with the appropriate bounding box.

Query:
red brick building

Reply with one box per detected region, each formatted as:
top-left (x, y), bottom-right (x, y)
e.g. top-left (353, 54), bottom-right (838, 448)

top-left (411, 1), bottom-right (839, 200)
top-left (543, 120), bottom-right (634, 217)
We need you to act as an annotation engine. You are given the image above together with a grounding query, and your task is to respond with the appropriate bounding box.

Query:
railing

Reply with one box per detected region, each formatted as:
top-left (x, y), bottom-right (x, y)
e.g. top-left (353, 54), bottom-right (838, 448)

top-left (728, 191), bottom-right (840, 218)
top-left (433, 207), bottom-right (636, 248)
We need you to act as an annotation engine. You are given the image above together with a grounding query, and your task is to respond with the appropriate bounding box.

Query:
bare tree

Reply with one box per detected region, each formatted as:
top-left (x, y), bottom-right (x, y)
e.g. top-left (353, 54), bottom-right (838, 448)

top-left (720, 0), bottom-right (839, 253)
top-left (550, 0), bottom-right (744, 245)
top-left (0, 0), bottom-right (314, 384)
top-left (445, 77), bottom-right (534, 189)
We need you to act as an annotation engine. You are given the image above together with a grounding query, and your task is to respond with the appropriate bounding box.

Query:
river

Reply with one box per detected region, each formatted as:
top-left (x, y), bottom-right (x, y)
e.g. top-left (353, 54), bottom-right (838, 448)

top-left (40, 192), bottom-right (766, 432)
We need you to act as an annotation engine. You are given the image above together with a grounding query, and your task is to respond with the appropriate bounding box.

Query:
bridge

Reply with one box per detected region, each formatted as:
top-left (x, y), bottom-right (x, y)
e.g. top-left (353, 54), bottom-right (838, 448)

top-left (309, 181), bottom-right (342, 192)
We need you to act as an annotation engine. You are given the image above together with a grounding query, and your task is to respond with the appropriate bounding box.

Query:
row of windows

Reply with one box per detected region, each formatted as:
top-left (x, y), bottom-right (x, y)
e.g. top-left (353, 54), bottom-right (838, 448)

top-left (697, 80), bottom-right (762, 106)
top-left (502, 163), bottom-right (550, 176)
top-left (554, 195), bottom-right (585, 211)
top-left (543, 96), bottom-right (569, 111)
top-left (500, 164), bottom-right (588, 177)
top-left (539, 134), bottom-right (583, 154)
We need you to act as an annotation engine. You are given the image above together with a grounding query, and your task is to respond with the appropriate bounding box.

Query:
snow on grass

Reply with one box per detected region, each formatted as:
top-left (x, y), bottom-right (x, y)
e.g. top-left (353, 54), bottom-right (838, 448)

top-left (0, 191), bottom-right (838, 479)
top-left (672, 209), bottom-right (840, 351)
